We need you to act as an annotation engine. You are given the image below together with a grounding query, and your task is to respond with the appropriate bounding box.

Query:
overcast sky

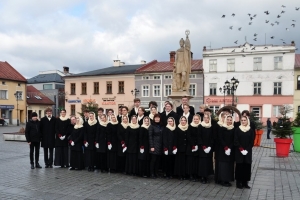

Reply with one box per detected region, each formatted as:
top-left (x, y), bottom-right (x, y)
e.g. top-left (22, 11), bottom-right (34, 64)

top-left (0, 0), bottom-right (299, 78)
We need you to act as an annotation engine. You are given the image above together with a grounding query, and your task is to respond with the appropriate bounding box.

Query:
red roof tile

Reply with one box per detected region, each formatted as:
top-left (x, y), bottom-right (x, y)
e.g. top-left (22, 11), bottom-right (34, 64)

top-left (295, 54), bottom-right (300, 68)
top-left (136, 59), bottom-right (203, 73)
top-left (0, 61), bottom-right (27, 82)
top-left (27, 86), bottom-right (55, 105)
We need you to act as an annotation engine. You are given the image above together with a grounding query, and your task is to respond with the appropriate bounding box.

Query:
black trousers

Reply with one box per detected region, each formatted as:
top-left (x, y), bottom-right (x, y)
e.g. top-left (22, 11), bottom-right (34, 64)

top-left (150, 154), bottom-right (160, 175)
top-left (235, 163), bottom-right (251, 181)
top-left (30, 142), bottom-right (40, 164)
top-left (44, 147), bottom-right (54, 165)
top-left (267, 129), bottom-right (271, 139)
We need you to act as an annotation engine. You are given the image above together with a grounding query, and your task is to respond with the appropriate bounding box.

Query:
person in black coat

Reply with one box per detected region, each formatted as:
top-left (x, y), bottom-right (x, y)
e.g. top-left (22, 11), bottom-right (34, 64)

top-left (196, 104), bottom-right (206, 121)
top-left (107, 114), bottom-right (119, 172)
top-left (69, 116), bottom-right (84, 170)
top-left (129, 98), bottom-right (141, 118)
top-left (198, 114), bottom-right (214, 184)
top-left (137, 107), bottom-right (145, 126)
top-left (181, 104), bottom-right (194, 124)
top-left (124, 115), bottom-right (140, 175)
top-left (25, 112), bottom-right (42, 169)
top-left (84, 112), bottom-right (98, 172)
top-left (186, 114), bottom-right (201, 181)
top-left (267, 118), bottom-right (272, 139)
top-left (138, 117), bottom-right (151, 177)
top-left (117, 116), bottom-right (129, 173)
top-left (163, 117), bottom-right (177, 179)
top-left (95, 114), bottom-right (108, 172)
top-left (217, 115), bottom-right (235, 187)
top-left (117, 106), bottom-right (123, 123)
top-left (40, 108), bottom-right (56, 168)
top-left (234, 116), bottom-right (255, 189)
top-left (149, 114), bottom-right (163, 178)
top-left (161, 102), bottom-right (178, 126)
top-left (148, 106), bottom-right (159, 122)
top-left (174, 116), bottom-right (188, 180)
top-left (54, 109), bottom-right (70, 168)
top-left (176, 96), bottom-right (195, 116)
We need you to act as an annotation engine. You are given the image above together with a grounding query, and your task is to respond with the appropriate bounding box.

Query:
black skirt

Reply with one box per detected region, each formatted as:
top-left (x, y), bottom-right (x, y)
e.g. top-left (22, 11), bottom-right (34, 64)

top-left (84, 149), bottom-right (96, 167)
top-left (107, 151), bottom-right (117, 170)
top-left (198, 157), bottom-right (214, 177)
top-left (235, 163), bottom-right (251, 181)
top-left (117, 155), bottom-right (126, 172)
top-left (164, 155), bottom-right (175, 177)
top-left (218, 161), bottom-right (234, 182)
top-left (186, 155), bottom-right (198, 176)
top-left (139, 159), bottom-right (150, 177)
top-left (174, 153), bottom-right (186, 177)
top-left (125, 153), bottom-right (137, 174)
top-left (70, 150), bottom-right (84, 169)
top-left (54, 146), bottom-right (68, 166)
top-left (96, 152), bottom-right (107, 170)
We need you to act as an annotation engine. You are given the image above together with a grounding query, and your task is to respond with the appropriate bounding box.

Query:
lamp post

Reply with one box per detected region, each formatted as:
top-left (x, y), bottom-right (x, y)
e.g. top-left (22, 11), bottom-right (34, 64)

top-left (220, 77), bottom-right (239, 106)
top-left (131, 88), bottom-right (140, 99)
top-left (14, 91), bottom-right (22, 126)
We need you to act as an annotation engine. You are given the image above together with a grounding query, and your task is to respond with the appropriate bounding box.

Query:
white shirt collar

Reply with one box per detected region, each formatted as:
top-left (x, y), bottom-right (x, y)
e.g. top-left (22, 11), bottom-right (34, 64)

top-left (138, 115), bottom-right (144, 121)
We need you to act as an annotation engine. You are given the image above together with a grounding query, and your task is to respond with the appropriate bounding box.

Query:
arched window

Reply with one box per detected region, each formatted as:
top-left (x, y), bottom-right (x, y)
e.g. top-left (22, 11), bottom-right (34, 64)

top-left (297, 76), bottom-right (300, 90)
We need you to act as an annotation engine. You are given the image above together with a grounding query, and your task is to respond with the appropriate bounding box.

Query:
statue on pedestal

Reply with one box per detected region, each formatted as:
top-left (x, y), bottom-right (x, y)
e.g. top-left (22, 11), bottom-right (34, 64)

top-left (173, 30), bottom-right (192, 92)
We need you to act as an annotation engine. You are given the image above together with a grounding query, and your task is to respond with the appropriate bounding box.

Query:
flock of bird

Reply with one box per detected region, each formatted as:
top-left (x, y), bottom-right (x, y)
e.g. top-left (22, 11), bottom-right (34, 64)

top-left (220, 4), bottom-right (299, 55)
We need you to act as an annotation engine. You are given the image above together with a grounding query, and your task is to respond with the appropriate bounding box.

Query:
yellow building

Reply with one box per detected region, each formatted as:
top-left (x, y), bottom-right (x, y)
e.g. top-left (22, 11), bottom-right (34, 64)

top-left (0, 61), bottom-right (27, 125)
top-left (294, 54), bottom-right (300, 117)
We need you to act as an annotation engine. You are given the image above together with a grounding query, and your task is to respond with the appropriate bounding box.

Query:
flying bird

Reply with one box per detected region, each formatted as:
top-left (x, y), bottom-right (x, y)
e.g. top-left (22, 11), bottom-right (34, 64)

top-left (271, 36), bottom-right (274, 39)
top-left (283, 42), bottom-right (286, 44)
top-left (266, 20), bottom-right (269, 23)
top-left (286, 28), bottom-right (289, 31)
top-left (250, 17), bottom-right (253, 20)
top-left (249, 22), bottom-right (252, 25)
top-left (251, 47), bottom-right (256, 50)
top-left (232, 49), bottom-right (235, 52)
top-left (281, 10), bottom-right (285, 14)
top-left (264, 47), bottom-right (268, 49)
top-left (248, 13), bottom-right (251, 16)
top-left (277, 15), bottom-right (281, 18)
top-left (241, 49), bottom-right (245, 52)
top-left (292, 20), bottom-right (296, 22)
top-left (250, 44), bottom-right (254, 47)
top-left (253, 14), bottom-right (257, 17)
top-left (238, 27), bottom-right (242, 31)
top-left (283, 52), bottom-right (286, 54)
top-left (253, 38), bottom-right (257, 41)
top-left (282, 5), bottom-right (286, 8)
top-left (275, 21), bottom-right (280, 25)
top-left (264, 11), bottom-right (270, 15)
top-left (242, 55), bottom-right (246, 57)
top-left (271, 23), bottom-right (274, 26)
top-left (292, 24), bottom-right (295, 27)
top-left (254, 33), bottom-right (257, 37)
top-left (296, 7), bottom-right (300, 10)
top-left (280, 39), bottom-right (284, 41)
top-left (221, 15), bottom-right (225, 18)
top-left (234, 40), bottom-right (238, 44)
top-left (229, 26), bottom-right (233, 29)
top-left (232, 13), bottom-right (235, 17)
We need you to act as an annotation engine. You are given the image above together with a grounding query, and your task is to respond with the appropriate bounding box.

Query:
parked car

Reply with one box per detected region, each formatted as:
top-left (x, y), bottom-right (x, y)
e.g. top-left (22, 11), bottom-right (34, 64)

top-left (0, 118), bottom-right (8, 126)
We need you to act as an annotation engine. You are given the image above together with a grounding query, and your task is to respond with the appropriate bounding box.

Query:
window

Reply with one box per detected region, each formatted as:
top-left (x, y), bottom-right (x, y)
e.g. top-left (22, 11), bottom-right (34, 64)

top-left (2, 81), bottom-right (5, 85)
top-left (142, 85), bottom-right (149, 97)
top-left (273, 106), bottom-right (281, 117)
top-left (43, 84), bottom-right (53, 90)
top-left (81, 82), bottom-right (87, 95)
top-left (274, 56), bottom-right (283, 69)
top-left (209, 83), bottom-right (217, 95)
top-left (164, 85), bottom-right (172, 97)
top-left (209, 59), bottom-right (217, 72)
top-left (153, 85), bottom-right (161, 97)
top-left (118, 81), bottom-right (124, 94)
top-left (70, 83), bottom-right (76, 95)
top-left (297, 76), bottom-right (300, 90)
top-left (253, 82), bottom-right (261, 95)
top-left (153, 75), bottom-right (161, 80)
top-left (189, 84), bottom-right (196, 96)
top-left (209, 106), bottom-right (219, 114)
top-left (16, 91), bottom-right (23, 100)
top-left (227, 59), bottom-right (235, 71)
top-left (189, 74), bottom-right (196, 79)
top-left (274, 82), bottom-right (282, 95)
top-left (142, 76), bottom-right (149, 80)
top-left (298, 106), bottom-right (300, 113)
top-left (18, 83), bottom-right (21, 86)
top-left (71, 105), bottom-right (75, 115)
top-left (253, 57), bottom-right (262, 71)
top-left (252, 107), bottom-right (261, 117)
top-left (106, 81), bottom-right (112, 94)
top-left (0, 90), bottom-right (8, 99)
top-left (164, 75), bottom-right (172, 79)
top-left (94, 82), bottom-right (99, 94)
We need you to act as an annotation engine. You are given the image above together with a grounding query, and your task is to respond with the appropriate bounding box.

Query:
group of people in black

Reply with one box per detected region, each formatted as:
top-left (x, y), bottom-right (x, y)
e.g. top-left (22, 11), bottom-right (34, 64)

top-left (25, 96), bottom-right (255, 189)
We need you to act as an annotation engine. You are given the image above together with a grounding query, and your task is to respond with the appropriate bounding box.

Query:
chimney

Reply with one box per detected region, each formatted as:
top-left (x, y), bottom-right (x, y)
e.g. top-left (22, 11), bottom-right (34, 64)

top-left (203, 46), bottom-right (206, 51)
top-left (120, 62), bottom-right (125, 66)
top-left (191, 52), bottom-right (193, 59)
top-left (63, 66), bottom-right (69, 74)
top-left (141, 60), bottom-right (146, 64)
top-left (169, 51), bottom-right (176, 63)
top-left (113, 60), bottom-right (120, 67)
top-left (291, 41), bottom-right (295, 46)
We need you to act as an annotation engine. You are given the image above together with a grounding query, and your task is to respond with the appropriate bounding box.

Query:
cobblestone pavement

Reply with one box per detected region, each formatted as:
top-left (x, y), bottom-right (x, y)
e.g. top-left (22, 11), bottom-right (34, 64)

top-left (1, 126), bottom-right (300, 200)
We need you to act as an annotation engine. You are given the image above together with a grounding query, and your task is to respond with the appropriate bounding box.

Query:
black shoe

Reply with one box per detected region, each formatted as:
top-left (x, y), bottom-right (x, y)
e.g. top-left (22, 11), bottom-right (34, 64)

top-left (202, 178), bottom-right (207, 184)
top-left (49, 165), bottom-right (53, 168)
top-left (242, 181), bottom-right (251, 189)
top-left (222, 182), bottom-right (232, 187)
top-left (36, 163), bottom-right (42, 168)
top-left (31, 164), bottom-right (35, 169)
top-left (45, 165), bottom-right (49, 168)
top-left (69, 167), bottom-right (75, 170)
top-left (66, 165), bottom-right (70, 168)
top-left (151, 174), bottom-right (156, 179)
top-left (236, 181), bottom-right (243, 189)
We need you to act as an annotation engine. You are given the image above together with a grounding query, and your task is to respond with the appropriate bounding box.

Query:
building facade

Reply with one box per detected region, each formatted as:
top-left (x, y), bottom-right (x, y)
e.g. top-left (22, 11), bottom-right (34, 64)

top-left (294, 54), bottom-right (300, 117)
top-left (63, 61), bottom-right (143, 115)
top-left (0, 61), bottom-right (27, 125)
top-left (27, 67), bottom-right (71, 116)
top-left (27, 85), bottom-right (55, 120)
top-left (203, 42), bottom-right (296, 123)
top-left (135, 52), bottom-right (204, 112)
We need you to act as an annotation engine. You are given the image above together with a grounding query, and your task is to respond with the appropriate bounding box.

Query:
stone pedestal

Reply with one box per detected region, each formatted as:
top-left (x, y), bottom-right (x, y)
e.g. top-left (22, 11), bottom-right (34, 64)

top-left (168, 91), bottom-right (193, 111)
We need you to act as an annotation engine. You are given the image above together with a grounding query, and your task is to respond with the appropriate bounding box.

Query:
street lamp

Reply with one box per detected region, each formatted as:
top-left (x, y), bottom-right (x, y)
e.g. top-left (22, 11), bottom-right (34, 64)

top-left (220, 77), bottom-right (239, 106)
top-left (131, 88), bottom-right (140, 99)
top-left (14, 91), bottom-right (22, 126)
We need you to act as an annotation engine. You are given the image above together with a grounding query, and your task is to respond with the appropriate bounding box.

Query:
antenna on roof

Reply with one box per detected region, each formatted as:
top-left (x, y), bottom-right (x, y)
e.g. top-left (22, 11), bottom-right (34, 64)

top-left (207, 42), bottom-right (212, 49)
top-left (265, 33), bottom-right (266, 45)
top-left (245, 36), bottom-right (247, 43)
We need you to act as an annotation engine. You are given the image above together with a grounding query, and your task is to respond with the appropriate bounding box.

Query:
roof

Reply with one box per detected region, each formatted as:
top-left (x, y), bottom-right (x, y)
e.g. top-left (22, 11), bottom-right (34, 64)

top-left (295, 54), bottom-right (300, 69)
top-left (27, 73), bottom-right (64, 84)
top-left (27, 85), bottom-right (55, 105)
top-left (135, 59), bottom-right (203, 73)
top-left (65, 64), bottom-right (143, 78)
top-left (0, 61), bottom-right (27, 82)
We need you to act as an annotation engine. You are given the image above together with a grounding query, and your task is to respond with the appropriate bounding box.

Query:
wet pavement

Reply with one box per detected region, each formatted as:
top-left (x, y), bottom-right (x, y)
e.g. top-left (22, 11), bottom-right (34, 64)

top-left (1, 126), bottom-right (300, 200)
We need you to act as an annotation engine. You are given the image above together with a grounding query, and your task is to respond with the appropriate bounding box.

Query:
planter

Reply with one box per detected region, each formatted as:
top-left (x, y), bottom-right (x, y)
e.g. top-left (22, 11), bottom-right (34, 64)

top-left (3, 133), bottom-right (26, 142)
top-left (292, 127), bottom-right (300, 152)
top-left (254, 129), bottom-right (264, 146)
top-left (274, 138), bottom-right (293, 157)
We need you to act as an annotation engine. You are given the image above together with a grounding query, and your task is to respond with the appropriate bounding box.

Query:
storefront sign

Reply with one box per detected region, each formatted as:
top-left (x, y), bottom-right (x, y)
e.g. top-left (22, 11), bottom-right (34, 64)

top-left (102, 101), bottom-right (116, 105)
top-left (0, 105), bottom-right (14, 109)
top-left (205, 98), bottom-right (234, 104)
top-left (68, 100), bottom-right (81, 103)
